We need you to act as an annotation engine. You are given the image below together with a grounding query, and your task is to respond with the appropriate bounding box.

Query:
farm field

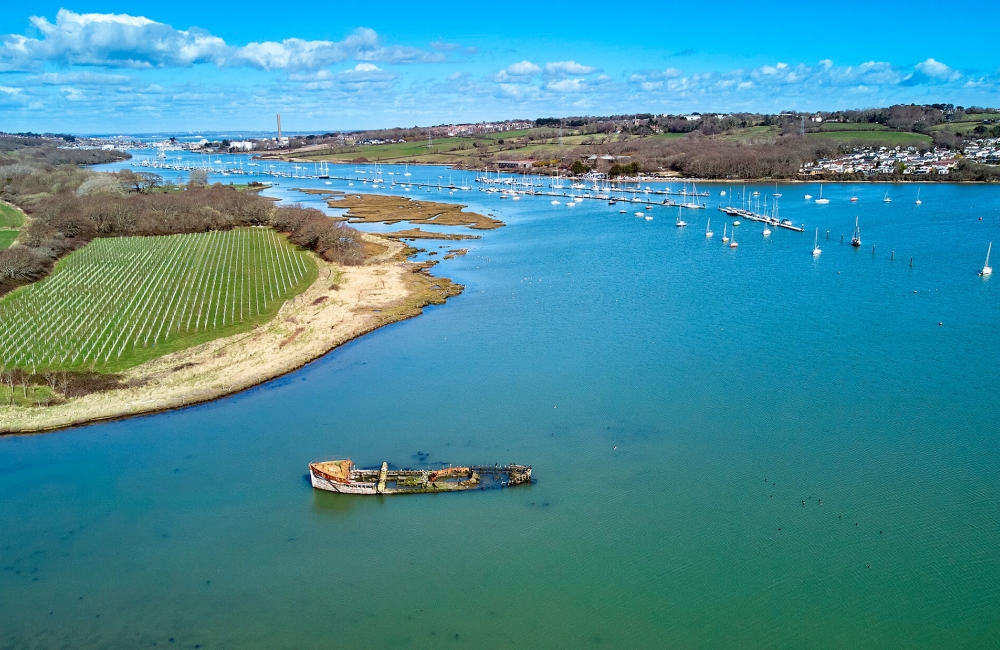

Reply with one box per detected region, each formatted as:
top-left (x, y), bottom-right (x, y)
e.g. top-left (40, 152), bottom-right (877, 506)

top-left (815, 123), bottom-right (890, 131)
top-left (0, 231), bottom-right (17, 249)
top-left (806, 130), bottom-right (932, 146)
top-left (0, 228), bottom-right (317, 373)
top-left (721, 125), bottom-right (779, 142)
top-left (0, 202), bottom-right (25, 228)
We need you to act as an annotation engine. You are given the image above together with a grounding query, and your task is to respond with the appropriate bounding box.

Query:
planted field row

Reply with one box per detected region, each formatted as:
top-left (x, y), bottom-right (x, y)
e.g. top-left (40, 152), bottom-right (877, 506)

top-left (0, 228), bottom-right (316, 372)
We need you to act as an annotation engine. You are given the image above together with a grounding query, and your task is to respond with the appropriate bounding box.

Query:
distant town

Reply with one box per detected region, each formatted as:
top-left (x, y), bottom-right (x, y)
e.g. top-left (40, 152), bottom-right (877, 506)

top-left (8, 103), bottom-right (1000, 182)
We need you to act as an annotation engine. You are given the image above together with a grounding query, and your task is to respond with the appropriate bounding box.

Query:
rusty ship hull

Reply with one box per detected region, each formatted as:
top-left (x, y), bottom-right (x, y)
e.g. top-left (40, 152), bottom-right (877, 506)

top-left (309, 459), bottom-right (532, 495)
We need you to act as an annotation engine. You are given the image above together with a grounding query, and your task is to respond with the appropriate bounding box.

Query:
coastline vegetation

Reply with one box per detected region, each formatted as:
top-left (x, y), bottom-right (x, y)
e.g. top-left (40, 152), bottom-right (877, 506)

top-left (278, 104), bottom-right (999, 182)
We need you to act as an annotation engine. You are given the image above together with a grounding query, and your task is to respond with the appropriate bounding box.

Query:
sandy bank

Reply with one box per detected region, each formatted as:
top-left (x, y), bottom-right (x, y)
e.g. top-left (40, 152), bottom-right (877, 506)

top-left (0, 234), bottom-right (461, 434)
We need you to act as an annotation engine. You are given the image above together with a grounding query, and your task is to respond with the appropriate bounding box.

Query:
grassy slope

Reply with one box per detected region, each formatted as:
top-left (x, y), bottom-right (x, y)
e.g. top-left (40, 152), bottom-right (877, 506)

top-left (817, 123), bottom-right (889, 131)
top-left (0, 231), bottom-right (17, 249)
top-left (0, 229), bottom-right (319, 373)
top-left (0, 203), bottom-right (25, 228)
top-left (806, 131), bottom-right (932, 146)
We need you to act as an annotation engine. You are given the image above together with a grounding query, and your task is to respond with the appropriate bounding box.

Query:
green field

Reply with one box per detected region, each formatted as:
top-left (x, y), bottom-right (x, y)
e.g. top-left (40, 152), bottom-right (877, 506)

top-left (300, 128), bottom-right (597, 165)
top-left (0, 228), bottom-right (317, 372)
top-left (806, 131), bottom-right (932, 146)
top-left (816, 123), bottom-right (889, 132)
top-left (0, 203), bottom-right (25, 228)
top-left (0, 231), bottom-right (18, 249)
top-left (721, 125), bottom-right (779, 142)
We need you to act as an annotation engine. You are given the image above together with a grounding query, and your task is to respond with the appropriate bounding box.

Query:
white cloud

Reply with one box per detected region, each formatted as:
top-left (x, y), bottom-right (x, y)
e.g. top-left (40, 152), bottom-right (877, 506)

top-left (60, 86), bottom-right (85, 101)
top-left (498, 83), bottom-right (539, 98)
top-left (545, 60), bottom-right (597, 75)
top-left (546, 78), bottom-right (587, 93)
top-left (337, 63), bottom-right (395, 82)
top-left (0, 10), bottom-right (442, 72)
top-left (915, 58), bottom-right (960, 81)
top-left (506, 60), bottom-right (541, 76)
top-left (30, 72), bottom-right (133, 85)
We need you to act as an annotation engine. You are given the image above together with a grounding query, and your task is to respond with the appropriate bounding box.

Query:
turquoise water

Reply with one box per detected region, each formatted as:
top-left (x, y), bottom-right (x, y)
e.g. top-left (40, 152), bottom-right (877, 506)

top-left (2, 163), bottom-right (999, 648)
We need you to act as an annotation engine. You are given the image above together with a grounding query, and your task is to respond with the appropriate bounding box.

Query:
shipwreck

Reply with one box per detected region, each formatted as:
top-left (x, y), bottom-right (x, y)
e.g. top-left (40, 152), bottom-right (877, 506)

top-left (309, 459), bottom-right (532, 495)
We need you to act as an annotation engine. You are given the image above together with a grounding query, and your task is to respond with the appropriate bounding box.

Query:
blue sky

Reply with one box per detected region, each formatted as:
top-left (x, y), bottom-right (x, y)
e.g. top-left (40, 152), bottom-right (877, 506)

top-left (0, 1), bottom-right (998, 133)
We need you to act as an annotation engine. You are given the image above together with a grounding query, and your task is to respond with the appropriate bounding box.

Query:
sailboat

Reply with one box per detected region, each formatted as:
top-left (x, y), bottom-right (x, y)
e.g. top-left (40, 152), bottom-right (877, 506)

top-left (729, 225), bottom-right (739, 248)
top-left (812, 228), bottom-right (822, 256)
top-left (705, 218), bottom-right (714, 238)
top-left (883, 191), bottom-right (892, 203)
top-left (763, 223), bottom-right (771, 237)
top-left (722, 223), bottom-right (729, 243)
top-left (915, 189), bottom-right (922, 205)
top-left (815, 184), bottom-right (830, 205)
top-left (851, 216), bottom-right (861, 247)
top-left (404, 164), bottom-right (412, 177)
top-left (980, 242), bottom-right (993, 276)
top-left (676, 207), bottom-right (688, 227)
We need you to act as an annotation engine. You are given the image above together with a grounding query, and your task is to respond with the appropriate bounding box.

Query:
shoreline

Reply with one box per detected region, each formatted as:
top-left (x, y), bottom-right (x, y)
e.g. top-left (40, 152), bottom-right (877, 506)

top-left (0, 234), bottom-right (461, 435)
top-left (254, 154), bottom-right (992, 185)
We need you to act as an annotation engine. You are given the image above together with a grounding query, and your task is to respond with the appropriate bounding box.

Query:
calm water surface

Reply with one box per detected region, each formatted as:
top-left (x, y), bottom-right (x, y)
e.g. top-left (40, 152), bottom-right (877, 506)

top-left (1, 161), bottom-right (999, 649)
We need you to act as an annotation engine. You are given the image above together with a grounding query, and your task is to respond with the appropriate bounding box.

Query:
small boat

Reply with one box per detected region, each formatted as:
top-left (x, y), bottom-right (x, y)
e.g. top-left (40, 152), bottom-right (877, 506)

top-left (980, 242), bottom-right (993, 276)
top-left (676, 208), bottom-right (687, 227)
top-left (733, 220), bottom-right (741, 226)
top-left (635, 212), bottom-right (645, 217)
top-left (805, 194), bottom-right (813, 200)
top-left (851, 216), bottom-right (861, 247)
top-left (729, 226), bottom-right (738, 248)
top-left (763, 224), bottom-right (771, 237)
top-left (309, 459), bottom-right (532, 495)
top-left (812, 228), bottom-right (821, 257)
top-left (619, 209), bottom-right (627, 214)
top-left (705, 218), bottom-right (714, 238)
top-left (722, 223), bottom-right (729, 243)
top-left (645, 215), bottom-right (653, 221)
top-left (815, 184), bottom-right (829, 205)
top-left (883, 191), bottom-right (891, 203)
top-left (915, 189), bottom-right (922, 205)
top-left (551, 200), bottom-right (560, 205)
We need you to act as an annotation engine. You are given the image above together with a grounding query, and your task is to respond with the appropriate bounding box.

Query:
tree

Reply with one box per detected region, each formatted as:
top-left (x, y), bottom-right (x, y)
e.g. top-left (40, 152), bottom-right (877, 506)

top-left (570, 160), bottom-right (590, 175)
top-left (117, 170), bottom-right (162, 193)
top-left (189, 168), bottom-right (209, 186)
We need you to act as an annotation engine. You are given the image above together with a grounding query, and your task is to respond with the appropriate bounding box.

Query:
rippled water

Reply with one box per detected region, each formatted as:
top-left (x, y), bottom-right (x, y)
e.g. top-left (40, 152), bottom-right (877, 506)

top-left (1, 161), bottom-right (999, 649)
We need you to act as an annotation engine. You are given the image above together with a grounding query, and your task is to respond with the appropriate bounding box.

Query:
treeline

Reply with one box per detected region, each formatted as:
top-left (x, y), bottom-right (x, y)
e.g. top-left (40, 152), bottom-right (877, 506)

top-left (0, 165), bottom-right (365, 297)
top-left (0, 136), bottom-right (130, 167)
